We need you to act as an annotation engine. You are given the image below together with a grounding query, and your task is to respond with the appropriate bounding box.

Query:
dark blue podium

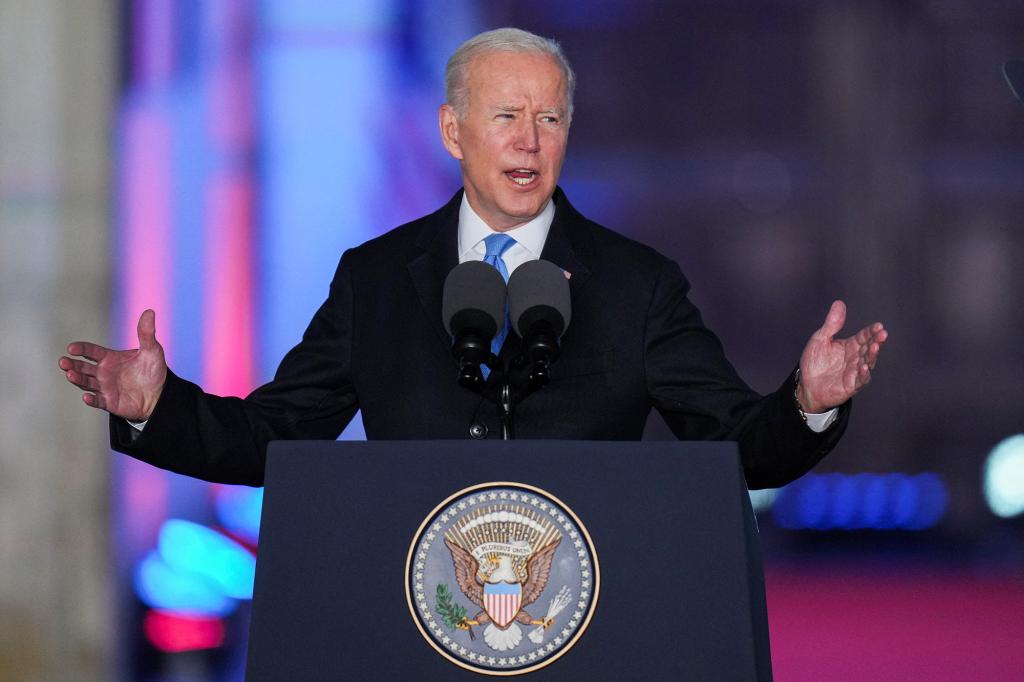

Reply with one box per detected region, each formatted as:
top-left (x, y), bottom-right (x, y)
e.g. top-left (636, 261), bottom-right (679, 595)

top-left (246, 441), bottom-right (772, 680)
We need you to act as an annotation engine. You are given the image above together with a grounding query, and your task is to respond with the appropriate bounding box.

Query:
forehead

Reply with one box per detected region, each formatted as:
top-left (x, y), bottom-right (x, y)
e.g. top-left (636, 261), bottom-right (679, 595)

top-left (465, 51), bottom-right (567, 108)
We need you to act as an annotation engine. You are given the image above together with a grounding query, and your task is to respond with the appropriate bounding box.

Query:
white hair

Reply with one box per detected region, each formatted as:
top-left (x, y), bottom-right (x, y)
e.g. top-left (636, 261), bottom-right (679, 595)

top-left (445, 27), bottom-right (576, 122)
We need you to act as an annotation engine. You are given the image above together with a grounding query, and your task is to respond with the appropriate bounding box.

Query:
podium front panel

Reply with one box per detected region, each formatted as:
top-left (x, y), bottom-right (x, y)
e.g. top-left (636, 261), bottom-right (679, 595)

top-left (247, 440), bottom-right (770, 680)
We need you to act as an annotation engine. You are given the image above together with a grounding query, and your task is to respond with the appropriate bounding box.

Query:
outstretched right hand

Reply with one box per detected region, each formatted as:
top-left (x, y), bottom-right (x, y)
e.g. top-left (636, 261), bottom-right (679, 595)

top-left (58, 309), bottom-right (168, 422)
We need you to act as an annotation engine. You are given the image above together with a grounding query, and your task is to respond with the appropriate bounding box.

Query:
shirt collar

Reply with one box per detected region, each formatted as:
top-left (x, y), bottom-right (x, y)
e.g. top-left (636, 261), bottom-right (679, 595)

top-left (457, 193), bottom-right (555, 259)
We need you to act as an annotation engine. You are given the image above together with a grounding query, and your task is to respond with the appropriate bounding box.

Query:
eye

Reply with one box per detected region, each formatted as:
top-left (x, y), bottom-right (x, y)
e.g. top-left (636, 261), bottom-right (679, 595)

top-left (495, 113), bottom-right (515, 120)
top-left (540, 115), bottom-right (561, 124)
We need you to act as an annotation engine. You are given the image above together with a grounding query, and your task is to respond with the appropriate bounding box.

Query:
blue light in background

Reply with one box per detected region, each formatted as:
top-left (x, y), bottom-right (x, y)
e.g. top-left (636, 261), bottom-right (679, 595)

top-left (216, 486), bottom-right (264, 544)
top-left (889, 474), bottom-right (919, 528)
top-left (257, 0), bottom-right (392, 387)
top-left (798, 475), bottom-right (830, 530)
top-left (907, 473), bottom-right (946, 530)
top-left (772, 473), bottom-right (948, 531)
top-left (134, 549), bottom-right (238, 617)
top-left (158, 519), bottom-right (257, 600)
top-left (253, 1), bottom-right (476, 443)
top-left (860, 474), bottom-right (888, 528)
top-left (828, 474), bottom-right (859, 528)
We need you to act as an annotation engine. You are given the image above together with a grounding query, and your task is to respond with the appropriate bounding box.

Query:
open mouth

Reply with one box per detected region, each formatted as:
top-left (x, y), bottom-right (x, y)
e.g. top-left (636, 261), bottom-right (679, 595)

top-left (505, 169), bottom-right (538, 186)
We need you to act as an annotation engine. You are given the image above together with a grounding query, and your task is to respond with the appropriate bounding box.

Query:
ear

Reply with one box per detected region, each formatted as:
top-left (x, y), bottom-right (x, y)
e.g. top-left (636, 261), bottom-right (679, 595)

top-left (438, 104), bottom-right (464, 160)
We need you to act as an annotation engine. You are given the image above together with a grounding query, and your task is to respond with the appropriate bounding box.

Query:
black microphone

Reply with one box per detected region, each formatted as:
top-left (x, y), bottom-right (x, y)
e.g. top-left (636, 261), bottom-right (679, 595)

top-left (1005, 61), bottom-right (1024, 104)
top-left (508, 260), bottom-right (571, 382)
top-left (442, 261), bottom-right (507, 389)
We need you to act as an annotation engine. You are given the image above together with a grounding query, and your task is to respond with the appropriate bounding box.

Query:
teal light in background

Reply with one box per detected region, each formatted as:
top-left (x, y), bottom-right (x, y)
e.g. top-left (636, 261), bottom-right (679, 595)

top-left (159, 519), bottom-right (257, 600)
top-left (135, 549), bottom-right (238, 617)
top-left (984, 434), bottom-right (1024, 518)
top-left (748, 488), bottom-right (778, 514)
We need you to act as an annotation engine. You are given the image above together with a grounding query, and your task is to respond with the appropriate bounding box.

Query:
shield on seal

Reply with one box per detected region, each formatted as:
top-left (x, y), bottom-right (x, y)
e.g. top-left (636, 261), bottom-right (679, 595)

top-left (483, 582), bottom-right (523, 628)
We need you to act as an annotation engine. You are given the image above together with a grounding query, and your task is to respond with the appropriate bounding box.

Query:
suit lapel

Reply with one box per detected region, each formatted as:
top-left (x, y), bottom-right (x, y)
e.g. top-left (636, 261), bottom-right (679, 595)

top-left (540, 188), bottom-right (593, 301)
top-left (407, 191), bottom-right (461, 350)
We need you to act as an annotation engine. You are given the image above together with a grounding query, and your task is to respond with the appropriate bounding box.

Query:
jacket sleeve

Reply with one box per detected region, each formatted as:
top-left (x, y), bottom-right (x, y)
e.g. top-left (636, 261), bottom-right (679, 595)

top-left (110, 252), bottom-right (360, 486)
top-left (644, 258), bottom-right (849, 489)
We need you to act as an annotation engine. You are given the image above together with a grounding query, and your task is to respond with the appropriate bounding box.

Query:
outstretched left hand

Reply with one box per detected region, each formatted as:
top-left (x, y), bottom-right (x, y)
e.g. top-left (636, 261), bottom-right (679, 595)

top-left (797, 300), bottom-right (888, 413)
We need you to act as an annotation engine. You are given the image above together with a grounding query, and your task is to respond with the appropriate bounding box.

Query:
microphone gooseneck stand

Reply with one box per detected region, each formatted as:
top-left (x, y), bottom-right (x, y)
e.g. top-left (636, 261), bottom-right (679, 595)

top-left (458, 349), bottom-right (555, 440)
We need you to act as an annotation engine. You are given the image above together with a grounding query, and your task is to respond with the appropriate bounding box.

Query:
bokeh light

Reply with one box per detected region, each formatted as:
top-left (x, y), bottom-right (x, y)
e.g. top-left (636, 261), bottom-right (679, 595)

top-left (772, 473), bottom-right (947, 531)
top-left (134, 549), bottom-right (237, 617)
top-left (158, 519), bottom-right (256, 600)
top-left (215, 486), bottom-right (263, 545)
top-left (984, 434), bottom-right (1024, 518)
top-left (143, 610), bottom-right (226, 653)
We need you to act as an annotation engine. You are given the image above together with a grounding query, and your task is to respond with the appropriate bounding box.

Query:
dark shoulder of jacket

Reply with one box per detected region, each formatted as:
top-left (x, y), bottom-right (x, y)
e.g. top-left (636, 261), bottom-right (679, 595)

top-left (338, 190), bottom-right (462, 274)
top-left (557, 193), bottom-right (684, 291)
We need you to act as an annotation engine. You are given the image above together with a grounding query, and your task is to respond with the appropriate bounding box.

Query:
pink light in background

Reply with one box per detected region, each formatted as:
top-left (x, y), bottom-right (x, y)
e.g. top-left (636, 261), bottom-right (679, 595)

top-left (120, 108), bottom-right (173, 351)
top-left (766, 565), bottom-right (1024, 680)
top-left (203, 175), bottom-right (255, 396)
top-left (202, 0), bottom-right (256, 399)
top-left (117, 105), bottom-right (173, 551)
top-left (144, 610), bottom-right (226, 653)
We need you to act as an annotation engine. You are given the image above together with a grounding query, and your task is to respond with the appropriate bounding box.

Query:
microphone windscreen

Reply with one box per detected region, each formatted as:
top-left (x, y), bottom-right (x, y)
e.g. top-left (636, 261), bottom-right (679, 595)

top-left (1005, 60), bottom-right (1024, 103)
top-left (442, 261), bottom-right (507, 336)
top-left (508, 260), bottom-right (571, 337)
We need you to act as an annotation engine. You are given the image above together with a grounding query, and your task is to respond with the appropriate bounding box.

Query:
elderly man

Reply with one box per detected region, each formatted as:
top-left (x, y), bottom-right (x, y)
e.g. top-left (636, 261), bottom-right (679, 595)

top-left (59, 28), bottom-right (886, 488)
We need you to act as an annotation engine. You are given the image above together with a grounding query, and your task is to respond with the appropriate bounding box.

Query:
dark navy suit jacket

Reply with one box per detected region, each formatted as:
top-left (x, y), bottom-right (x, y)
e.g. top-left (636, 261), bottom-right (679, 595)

top-left (111, 188), bottom-right (848, 487)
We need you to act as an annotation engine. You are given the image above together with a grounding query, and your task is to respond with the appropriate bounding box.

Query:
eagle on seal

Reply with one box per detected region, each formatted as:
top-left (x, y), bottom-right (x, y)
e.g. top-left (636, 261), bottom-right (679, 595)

top-left (443, 537), bottom-right (562, 651)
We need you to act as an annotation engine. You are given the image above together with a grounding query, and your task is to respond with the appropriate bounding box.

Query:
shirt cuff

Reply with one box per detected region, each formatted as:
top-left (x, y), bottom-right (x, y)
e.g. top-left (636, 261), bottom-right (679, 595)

top-left (127, 419), bottom-right (148, 431)
top-left (802, 408), bottom-right (838, 433)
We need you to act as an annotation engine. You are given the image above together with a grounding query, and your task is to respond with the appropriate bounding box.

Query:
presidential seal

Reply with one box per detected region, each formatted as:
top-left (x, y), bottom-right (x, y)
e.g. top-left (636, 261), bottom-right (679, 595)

top-left (406, 482), bottom-right (599, 676)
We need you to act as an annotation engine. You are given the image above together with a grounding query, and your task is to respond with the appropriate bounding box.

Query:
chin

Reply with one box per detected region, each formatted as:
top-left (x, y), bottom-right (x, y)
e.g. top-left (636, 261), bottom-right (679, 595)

top-left (499, 194), bottom-right (548, 222)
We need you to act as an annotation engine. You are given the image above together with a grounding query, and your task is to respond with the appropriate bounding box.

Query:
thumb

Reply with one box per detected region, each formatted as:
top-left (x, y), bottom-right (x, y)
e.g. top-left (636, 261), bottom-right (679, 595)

top-left (137, 309), bottom-right (158, 350)
top-left (816, 299), bottom-right (846, 340)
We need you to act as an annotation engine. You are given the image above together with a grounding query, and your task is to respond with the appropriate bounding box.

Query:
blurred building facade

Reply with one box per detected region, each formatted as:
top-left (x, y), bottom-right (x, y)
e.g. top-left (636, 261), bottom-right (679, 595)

top-left (0, 1), bottom-right (115, 679)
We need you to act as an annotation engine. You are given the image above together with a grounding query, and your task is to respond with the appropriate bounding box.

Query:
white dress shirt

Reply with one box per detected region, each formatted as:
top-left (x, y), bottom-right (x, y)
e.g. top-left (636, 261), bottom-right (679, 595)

top-left (457, 194), bottom-right (554, 272)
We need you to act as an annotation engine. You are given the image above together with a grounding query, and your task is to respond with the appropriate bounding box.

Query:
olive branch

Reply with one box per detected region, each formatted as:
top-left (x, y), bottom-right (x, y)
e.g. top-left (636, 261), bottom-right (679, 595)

top-left (435, 583), bottom-right (475, 640)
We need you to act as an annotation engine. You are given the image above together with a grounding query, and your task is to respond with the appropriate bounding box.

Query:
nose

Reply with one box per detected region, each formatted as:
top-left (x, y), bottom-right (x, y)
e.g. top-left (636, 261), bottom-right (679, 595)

top-left (514, 119), bottom-right (540, 153)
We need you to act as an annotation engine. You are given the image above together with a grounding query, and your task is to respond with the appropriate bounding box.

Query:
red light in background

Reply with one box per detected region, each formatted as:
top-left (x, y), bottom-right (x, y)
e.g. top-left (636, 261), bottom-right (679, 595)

top-left (143, 610), bottom-right (226, 653)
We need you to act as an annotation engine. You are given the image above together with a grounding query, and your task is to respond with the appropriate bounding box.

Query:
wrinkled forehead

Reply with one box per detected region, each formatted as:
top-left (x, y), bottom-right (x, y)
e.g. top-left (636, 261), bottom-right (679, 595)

top-left (466, 51), bottom-right (569, 111)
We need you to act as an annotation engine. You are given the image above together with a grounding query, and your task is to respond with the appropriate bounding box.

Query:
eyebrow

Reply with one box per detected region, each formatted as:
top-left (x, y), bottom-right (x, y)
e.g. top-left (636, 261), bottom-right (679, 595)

top-left (495, 104), bottom-right (564, 115)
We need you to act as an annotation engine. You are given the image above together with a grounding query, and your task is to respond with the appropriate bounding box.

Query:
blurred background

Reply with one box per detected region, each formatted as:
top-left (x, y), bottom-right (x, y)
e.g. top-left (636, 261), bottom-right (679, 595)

top-left (2, 1), bottom-right (1022, 679)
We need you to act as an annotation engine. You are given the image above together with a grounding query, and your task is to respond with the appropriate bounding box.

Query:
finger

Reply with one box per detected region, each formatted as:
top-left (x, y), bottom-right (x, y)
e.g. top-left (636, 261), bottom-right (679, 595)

top-left (65, 369), bottom-right (101, 392)
top-left (137, 309), bottom-right (158, 351)
top-left (851, 362), bottom-right (871, 392)
top-left (854, 325), bottom-right (874, 345)
top-left (82, 392), bottom-right (105, 410)
top-left (865, 341), bottom-right (884, 370)
top-left (67, 341), bottom-right (109, 363)
top-left (853, 322), bottom-right (888, 348)
top-left (59, 356), bottom-right (97, 376)
top-left (816, 300), bottom-right (847, 340)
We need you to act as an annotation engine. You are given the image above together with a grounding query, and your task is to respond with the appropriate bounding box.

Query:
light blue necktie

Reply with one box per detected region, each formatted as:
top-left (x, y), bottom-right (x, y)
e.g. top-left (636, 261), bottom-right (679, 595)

top-left (482, 233), bottom-right (516, 376)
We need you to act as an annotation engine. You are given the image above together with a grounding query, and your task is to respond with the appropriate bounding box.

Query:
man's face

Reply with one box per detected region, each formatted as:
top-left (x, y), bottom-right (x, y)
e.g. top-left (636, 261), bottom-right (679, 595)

top-left (439, 51), bottom-right (569, 231)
